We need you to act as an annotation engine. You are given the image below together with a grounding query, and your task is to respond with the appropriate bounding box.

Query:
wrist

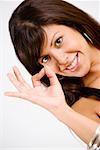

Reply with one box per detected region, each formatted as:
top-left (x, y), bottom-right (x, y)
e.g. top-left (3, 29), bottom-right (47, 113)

top-left (54, 102), bottom-right (72, 123)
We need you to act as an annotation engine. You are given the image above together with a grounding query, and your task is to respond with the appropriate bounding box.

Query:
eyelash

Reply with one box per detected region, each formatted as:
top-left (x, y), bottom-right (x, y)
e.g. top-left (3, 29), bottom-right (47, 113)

top-left (55, 36), bottom-right (63, 48)
top-left (41, 55), bottom-right (50, 63)
top-left (41, 36), bottom-right (63, 64)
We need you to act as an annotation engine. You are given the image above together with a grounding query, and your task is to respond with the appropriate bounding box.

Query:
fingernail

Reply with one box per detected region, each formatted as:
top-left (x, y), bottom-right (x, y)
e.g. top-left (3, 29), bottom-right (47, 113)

top-left (4, 92), bottom-right (8, 96)
top-left (7, 73), bottom-right (10, 77)
top-left (45, 65), bottom-right (49, 69)
top-left (13, 66), bottom-right (17, 70)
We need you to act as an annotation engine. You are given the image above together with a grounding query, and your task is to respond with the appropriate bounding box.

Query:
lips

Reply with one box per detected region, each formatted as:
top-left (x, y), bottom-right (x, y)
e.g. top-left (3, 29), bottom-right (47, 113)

top-left (65, 52), bottom-right (79, 72)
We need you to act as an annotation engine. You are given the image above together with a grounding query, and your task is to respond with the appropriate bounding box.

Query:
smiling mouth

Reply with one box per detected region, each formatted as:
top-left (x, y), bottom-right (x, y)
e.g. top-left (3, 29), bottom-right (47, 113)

top-left (65, 52), bottom-right (79, 72)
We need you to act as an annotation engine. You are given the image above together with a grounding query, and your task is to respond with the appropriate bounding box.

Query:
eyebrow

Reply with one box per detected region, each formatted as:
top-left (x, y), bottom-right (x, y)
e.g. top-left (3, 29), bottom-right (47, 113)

top-left (50, 31), bottom-right (59, 46)
top-left (39, 31), bottom-right (59, 60)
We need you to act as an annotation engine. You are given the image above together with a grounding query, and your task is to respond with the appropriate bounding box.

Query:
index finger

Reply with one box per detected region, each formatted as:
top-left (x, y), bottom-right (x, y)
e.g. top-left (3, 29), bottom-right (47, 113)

top-left (32, 68), bottom-right (45, 86)
top-left (44, 66), bottom-right (60, 86)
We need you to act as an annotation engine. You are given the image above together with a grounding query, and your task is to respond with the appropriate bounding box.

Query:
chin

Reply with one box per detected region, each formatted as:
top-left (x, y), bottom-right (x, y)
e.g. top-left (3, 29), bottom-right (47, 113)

top-left (75, 70), bottom-right (90, 77)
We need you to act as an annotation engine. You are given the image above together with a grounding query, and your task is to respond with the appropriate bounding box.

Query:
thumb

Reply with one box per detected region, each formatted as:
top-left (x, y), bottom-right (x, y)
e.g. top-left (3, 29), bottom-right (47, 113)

top-left (44, 66), bottom-right (59, 86)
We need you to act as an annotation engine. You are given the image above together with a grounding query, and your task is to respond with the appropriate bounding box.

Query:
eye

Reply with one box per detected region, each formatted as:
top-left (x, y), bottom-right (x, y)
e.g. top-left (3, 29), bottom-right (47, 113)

top-left (55, 36), bottom-right (63, 48)
top-left (41, 55), bottom-right (50, 63)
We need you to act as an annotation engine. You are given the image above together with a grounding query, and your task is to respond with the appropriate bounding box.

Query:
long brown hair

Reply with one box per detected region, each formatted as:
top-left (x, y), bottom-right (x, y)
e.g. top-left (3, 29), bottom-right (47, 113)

top-left (9, 0), bottom-right (100, 106)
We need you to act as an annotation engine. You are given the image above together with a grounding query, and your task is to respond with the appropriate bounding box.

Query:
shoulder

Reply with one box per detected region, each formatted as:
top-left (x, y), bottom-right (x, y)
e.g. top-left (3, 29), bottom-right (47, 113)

top-left (71, 97), bottom-right (100, 123)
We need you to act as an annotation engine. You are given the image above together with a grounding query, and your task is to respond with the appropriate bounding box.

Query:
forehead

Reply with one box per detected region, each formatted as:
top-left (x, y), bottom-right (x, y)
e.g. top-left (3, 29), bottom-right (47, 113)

top-left (42, 24), bottom-right (76, 39)
top-left (42, 24), bottom-right (66, 48)
top-left (42, 24), bottom-right (77, 48)
top-left (40, 25), bottom-right (67, 56)
top-left (43, 24), bottom-right (67, 35)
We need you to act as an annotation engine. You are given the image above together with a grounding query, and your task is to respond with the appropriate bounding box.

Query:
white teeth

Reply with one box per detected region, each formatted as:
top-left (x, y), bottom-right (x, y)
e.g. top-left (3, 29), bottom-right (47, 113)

top-left (66, 55), bottom-right (77, 70)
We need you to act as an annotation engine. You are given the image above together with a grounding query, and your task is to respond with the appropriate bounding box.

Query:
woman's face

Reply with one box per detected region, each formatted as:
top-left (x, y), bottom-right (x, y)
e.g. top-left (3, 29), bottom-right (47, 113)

top-left (38, 24), bottom-right (92, 77)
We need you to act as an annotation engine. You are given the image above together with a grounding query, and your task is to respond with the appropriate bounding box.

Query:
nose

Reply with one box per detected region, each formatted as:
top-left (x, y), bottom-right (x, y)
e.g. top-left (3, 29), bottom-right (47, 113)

top-left (51, 50), bottom-right (68, 69)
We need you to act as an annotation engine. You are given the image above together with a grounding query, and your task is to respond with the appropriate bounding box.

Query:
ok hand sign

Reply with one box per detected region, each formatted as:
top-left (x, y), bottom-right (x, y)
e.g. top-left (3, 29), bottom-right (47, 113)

top-left (5, 66), bottom-right (67, 117)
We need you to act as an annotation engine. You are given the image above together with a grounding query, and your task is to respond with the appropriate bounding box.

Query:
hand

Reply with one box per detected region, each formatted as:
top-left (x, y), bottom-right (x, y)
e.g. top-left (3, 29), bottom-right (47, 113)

top-left (5, 66), bottom-right (67, 117)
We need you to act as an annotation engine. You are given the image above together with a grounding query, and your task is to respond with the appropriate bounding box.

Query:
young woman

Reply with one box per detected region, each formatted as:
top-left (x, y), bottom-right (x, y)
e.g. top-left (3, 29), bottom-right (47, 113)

top-left (5, 0), bottom-right (100, 149)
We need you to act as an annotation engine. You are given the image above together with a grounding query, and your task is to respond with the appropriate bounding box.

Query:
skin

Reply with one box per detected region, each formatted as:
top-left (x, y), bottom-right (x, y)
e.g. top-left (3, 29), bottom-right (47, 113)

top-left (39, 24), bottom-right (100, 122)
top-left (4, 66), bottom-right (99, 144)
top-left (39, 25), bottom-right (100, 79)
top-left (5, 24), bottom-right (100, 144)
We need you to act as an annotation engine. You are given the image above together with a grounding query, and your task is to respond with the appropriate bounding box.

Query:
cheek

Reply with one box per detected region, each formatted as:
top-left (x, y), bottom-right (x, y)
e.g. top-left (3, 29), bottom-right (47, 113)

top-left (65, 34), bottom-right (87, 52)
top-left (44, 62), bottom-right (60, 73)
top-left (64, 40), bottom-right (80, 52)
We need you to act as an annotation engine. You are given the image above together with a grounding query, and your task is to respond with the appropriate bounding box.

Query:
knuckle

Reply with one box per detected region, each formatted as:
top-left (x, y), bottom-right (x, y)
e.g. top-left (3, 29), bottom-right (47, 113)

top-left (32, 74), bottom-right (38, 80)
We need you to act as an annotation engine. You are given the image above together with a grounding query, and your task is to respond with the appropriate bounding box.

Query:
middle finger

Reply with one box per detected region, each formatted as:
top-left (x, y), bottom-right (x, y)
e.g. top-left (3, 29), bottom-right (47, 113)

top-left (13, 66), bottom-right (31, 89)
top-left (7, 73), bottom-right (23, 91)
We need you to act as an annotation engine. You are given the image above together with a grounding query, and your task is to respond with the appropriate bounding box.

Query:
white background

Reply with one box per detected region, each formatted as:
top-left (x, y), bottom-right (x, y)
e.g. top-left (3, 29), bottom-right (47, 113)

top-left (0, 0), bottom-right (100, 149)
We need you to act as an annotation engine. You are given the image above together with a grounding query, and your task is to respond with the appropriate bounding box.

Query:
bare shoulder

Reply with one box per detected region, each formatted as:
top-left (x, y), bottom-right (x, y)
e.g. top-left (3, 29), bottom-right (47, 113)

top-left (71, 97), bottom-right (100, 123)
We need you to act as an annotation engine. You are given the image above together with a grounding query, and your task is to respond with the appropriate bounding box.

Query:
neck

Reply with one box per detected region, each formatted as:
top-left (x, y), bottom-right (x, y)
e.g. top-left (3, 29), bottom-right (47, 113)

top-left (83, 47), bottom-right (100, 88)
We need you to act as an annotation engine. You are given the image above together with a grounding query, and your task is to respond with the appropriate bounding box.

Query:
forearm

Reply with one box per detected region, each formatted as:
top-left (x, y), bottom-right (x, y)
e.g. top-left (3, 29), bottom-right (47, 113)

top-left (5, 66), bottom-right (99, 145)
top-left (57, 104), bottom-right (99, 144)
